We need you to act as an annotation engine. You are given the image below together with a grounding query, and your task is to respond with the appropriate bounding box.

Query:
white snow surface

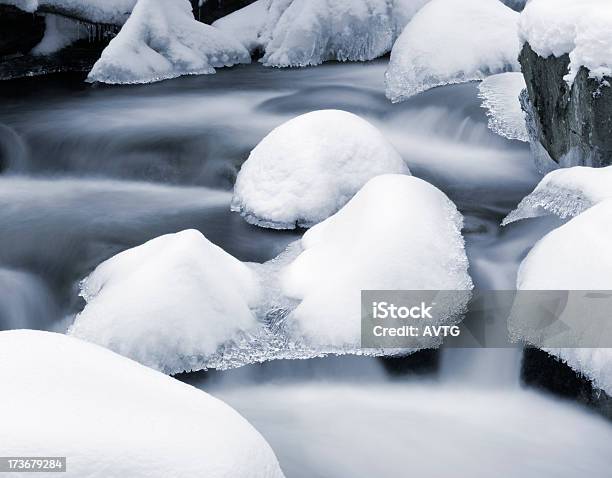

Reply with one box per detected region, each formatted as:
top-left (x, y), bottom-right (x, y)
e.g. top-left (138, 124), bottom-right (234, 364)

top-left (385, 0), bottom-right (520, 102)
top-left (212, 0), bottom-right (268, 53)
top-left (478, 72), bottom-right (528, 142)
top-left (2, 0), bottom-right (136, 25)
top-left (231, 110), bottom-right (409, 229)
top-left (519, 0), bottom-right (612, 83)
top-left (281, 174), bottom-right (473, 348)
top-left (516, 200), bottom-right (612, 395)
top-left (0, 330), bottom-right (285, 478)
top-left (259, 0), bottom-right (429, 67)
top-left (69, 229), bottom-right (262, 374)
top-left (503, 166), bottom-right (612, 226)
top-left (31, 14), bottom-right (88, 55)
top-left (86, 0), bottom-right (250, 84)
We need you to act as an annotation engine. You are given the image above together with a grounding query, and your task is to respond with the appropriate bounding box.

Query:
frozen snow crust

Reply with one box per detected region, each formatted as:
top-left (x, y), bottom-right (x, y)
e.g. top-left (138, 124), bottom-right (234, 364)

top-left (0, 330), bottom-right (285, 478)
top-left (519, 0), bottom-right (612, 84)
top-left (69, 229), bottom-right (262, 374)
top-left (516, 200), bottom-right (612, 395)
top-left (231, 110), bottom-right (409, 230)
top-left (385, 0), bottom-right (520, 102)
top-left (86, 0), bottom-right (250, 84)
top-left (503, 166), bottom-right (612, 226)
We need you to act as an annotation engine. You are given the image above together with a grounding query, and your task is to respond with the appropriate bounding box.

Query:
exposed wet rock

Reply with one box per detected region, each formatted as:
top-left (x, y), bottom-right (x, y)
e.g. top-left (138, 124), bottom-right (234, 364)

top-left (519, 42), bottom-right (612, 171)
top-left (191, 0), bottom-right (258, 24)
top-left (0, 5), bottom-right (45, 58)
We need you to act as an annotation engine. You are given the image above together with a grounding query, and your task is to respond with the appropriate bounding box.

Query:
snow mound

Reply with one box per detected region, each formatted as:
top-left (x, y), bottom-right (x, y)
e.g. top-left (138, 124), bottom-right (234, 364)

top-left (519, 0), bottom-right (612, 84)
top-left (259, 0), bottom-right (429, 67)
top-left (231, 110), bottom-right (409, 229)
top-left (86, 0), bottom-right (250, 84)
top-left (515, 200), bottom-right (612, 395)
top-left (0, 330), bottom-right (284, 478)
top-left (212, 0), bottom-right (268, 54)
top-left (385, 0), bottom-right (520, 102)
top-left (281, 174), bottom-right (473, 348)
top-left (478, 72), bottom-right (528, 142)
top-left (503, 166), bottom-right (612, 226)
top-left (4, 0), bottom-right (136, 25)
top-left (69, 229), bottom-right (262, 374)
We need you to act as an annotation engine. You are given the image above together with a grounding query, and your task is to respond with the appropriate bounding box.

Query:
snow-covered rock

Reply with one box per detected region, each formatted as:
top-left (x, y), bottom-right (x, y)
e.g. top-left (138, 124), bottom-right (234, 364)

top-left (281, 174), bottom-right (473, 348)
top-left (212, 0), bottom-right (268, 54)
top-left (86, 0), bottom-right (250, 84)
top-left (30, 13), bottom-right (87, 55)
top-left (385, 0), bottom-right (520, 102)
top-left (259, 0), bottom-right (429, 67)
top-left (3, 0), bottom-right (136, 25)
top-left (231, 110), bottom-right (409, 229)
top-left (503, 166), bottom-right (612, 225)
top-left (515, 200), bottom-right (612, 395)
top-left (0, 330), bottom-right (285, 478)
top-left (69, 229), bottom-right (262, 374)
top-left (478, 72), bottom-right (528, 142)
top-left (519, 0), bottom-right (612, 85)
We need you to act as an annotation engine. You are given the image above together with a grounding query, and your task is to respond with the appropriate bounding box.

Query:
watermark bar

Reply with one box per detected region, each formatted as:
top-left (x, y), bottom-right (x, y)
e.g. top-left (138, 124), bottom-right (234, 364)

top-left (0, 457), bottom-right (66, 473)
top-left (361, 290), bottom-right (612, 349)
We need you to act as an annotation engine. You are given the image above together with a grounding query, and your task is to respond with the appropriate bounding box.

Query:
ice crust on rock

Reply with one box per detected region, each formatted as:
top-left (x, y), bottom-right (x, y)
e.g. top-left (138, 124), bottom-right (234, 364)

top-left (30, 14), bottom-right (88, 55)
top-left (0, 330), bottom-right (285, 478)
top-left (86, 0), bottom-right (250, 84)
top-left (259, 0), bottom-right (429, 67)
top-left (519, 0), bottom-right (612, 84)
top-left (515, 200), bottom-right (612, 395)
top-left (281, 174), bottom-right (473, 348)
top-left (385, 0), bottom-right (520, 102)
top-left (231, 110), bottom-right (409, 230)
top-left (478, 72), bottom-right (528, 142)
top-left (3, 0), bottom-right (136, 25)
top-left (503, 166), bottom-right (612, 226)
top-left (212, 0), bottom-right (268, 54)
top-left (69, 229), bottom-right (262, 374)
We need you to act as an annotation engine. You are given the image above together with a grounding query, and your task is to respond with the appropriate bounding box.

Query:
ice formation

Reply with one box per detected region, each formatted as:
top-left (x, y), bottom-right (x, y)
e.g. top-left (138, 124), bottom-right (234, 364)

top-left (519, 0), bottom-right (612, 84)
top-left (385, 0), bottom-right (520, 102)
top-left (281, 174), bottom-right (473, 348)
top-left (30, 14), bottom-right (88, 55)
top-left (212, 0), bottom-right (268, 54)
top-left (3, 0), bottom-right (136, 25)
top-left (231, 110), bottom-right (409, 229)
top-left (478, 72), bottom-right (528, 142)
top-left (69, 230), bottom-right (262, 374)
top-left (515, 200), bottom-right (612, 395)
top-left (86, 0), bottom-right (250, 84)
top-left (259, 0), bottom-right (429, 67)
top-left (0, 330), bottom-right (285, 478)
top-left (503, 166), bottom-right (612, 226)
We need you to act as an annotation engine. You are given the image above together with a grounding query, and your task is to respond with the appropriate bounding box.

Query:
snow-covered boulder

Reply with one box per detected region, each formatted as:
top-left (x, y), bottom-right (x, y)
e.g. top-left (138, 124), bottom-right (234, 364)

top-left (281, 174), bottom-right (473, 348)
top-left (231, 110), bottom-right (409, 229)
top-left (503, 166), bottom-right (612, 225)
top-left (0, 330), bottom-right (284, 478)
top-left (86, 0), bottom-right (250, 84)
top-left (515, 200), bottom-right (612, 395)
top-left (478, 72), bottom-right (528, 142)
top-left (69, 229), bottom-right (262, 374)
top-left (212, 0), bottom-right (268, 54)
top-left (385, 0), bottom-right (520, 102)
top-left (259, 0), bottom-right (429, 67)
top-left (3, 0), bottom-right (136, 25)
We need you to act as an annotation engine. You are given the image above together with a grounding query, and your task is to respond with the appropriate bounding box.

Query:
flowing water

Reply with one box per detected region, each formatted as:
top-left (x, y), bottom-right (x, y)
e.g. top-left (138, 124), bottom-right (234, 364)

top-left (1, 60), bottom-right (610, 476)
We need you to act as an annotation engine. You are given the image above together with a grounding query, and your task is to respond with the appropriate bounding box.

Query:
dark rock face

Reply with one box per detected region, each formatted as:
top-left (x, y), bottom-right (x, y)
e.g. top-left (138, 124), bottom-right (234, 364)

top-left (191, 0), bottom-right (258, 24)
top-left (0, 5), bottom-right (45, 58)
top-left (519, 42), bottom-right (612, 171)
top-left (522, 347), bottom-right (612, 420)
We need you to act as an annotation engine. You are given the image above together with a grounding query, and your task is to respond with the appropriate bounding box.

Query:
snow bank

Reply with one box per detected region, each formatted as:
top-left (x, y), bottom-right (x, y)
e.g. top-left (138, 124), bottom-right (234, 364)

top-left (516, 200), bottom-right (612, 395)
top-left (31, 14), bottom-right (88, 55)
top-left (259, 0), bottom-right (429, 67)
top-left (281, 174), bottom-right (473, 348)
top-left (4, 0), bottom-right (136, 25)
top-left (212, 0), bottom-right (268, 54)
top-left (519, 0), bottom-right (612, 84)
top-left (87, 0), bottom-right (250, 84)
top-left (69, 229), bottom-right (262, 374)
top-left (503, 166), bottom-right (612, 225)
top-left (385, 0), bottom-right (520, 102)
top-left (231, 110), bottom-right (409, 229)
top-left (478, 72), bottom-right (528, 142)
top-left (0, 330), bottom-right (284, 478)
